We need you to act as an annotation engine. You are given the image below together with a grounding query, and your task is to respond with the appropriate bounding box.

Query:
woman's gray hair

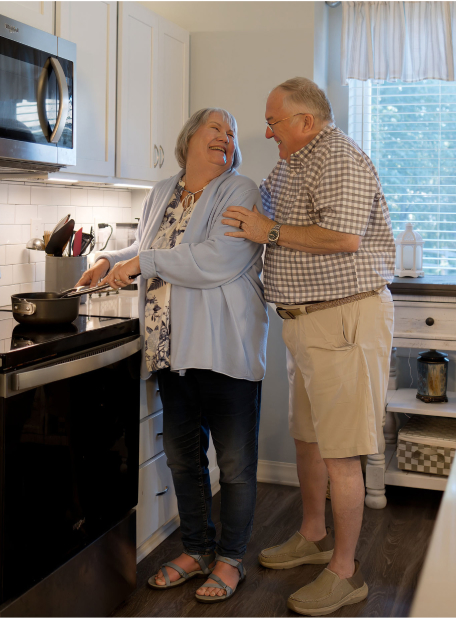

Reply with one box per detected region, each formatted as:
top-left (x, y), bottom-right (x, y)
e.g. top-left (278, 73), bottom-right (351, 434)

top-left (175, 108), bottom-right (242, 170)
top-left (274, 77), bottom-right (334, 124)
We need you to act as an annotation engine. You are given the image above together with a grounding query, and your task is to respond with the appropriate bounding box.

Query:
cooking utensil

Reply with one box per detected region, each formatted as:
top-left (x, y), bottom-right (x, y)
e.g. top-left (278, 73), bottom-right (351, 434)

top-left (45, 219), bottom-right (75, 256)
top-left (11, 284), bottom-right (113, 325)
top-left (72, 227), bottom-right (83, 256)
top-left (50, 214), bottom-right (71, 237)
top-left (44, 230), bottom-right (51, 248)
top-left (26, 238), bottom-right (45, 251)
top-left (79, 232), bottom-right (95, 255)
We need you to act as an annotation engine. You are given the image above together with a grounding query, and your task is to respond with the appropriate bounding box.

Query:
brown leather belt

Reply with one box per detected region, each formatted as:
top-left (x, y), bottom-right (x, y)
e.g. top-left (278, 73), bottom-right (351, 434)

top-left (276, 289), bottom-right (378, 320)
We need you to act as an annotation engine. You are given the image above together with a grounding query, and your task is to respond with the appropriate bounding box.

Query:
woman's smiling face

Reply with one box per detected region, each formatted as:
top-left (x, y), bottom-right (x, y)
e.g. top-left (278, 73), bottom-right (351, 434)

top-left (187, 112), bottom-right (236, 172)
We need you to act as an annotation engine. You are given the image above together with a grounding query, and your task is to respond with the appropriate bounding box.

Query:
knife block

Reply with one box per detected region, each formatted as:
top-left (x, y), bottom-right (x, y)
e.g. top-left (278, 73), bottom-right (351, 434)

top-left (45, 256), bottom-right (88, 304)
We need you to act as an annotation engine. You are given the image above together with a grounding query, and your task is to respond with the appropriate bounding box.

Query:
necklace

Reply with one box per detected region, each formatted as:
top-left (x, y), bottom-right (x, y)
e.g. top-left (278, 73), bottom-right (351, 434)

top-left (181, 177), bottom-right (208, 210)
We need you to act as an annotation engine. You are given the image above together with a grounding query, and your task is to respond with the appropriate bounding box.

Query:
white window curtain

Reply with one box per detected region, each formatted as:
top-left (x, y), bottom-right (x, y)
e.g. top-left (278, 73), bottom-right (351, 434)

top-left (341, 1), bottom-right (456, 85)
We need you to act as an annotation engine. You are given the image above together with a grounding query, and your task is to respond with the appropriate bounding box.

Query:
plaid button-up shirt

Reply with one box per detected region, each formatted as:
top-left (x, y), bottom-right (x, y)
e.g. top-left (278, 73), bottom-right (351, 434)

top-left (260, 125), bottom-right (395, 303)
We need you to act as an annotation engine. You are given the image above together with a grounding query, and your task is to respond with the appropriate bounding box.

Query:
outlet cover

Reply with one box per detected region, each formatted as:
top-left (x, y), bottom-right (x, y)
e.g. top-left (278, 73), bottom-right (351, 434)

top-left (30, 218), bottom-right (43, 239)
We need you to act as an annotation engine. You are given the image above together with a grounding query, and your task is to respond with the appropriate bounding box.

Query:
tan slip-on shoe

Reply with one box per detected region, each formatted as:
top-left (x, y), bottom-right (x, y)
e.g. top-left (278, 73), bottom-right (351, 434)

top-left (259, 528), bottom-right (334, 569)
top-left (287, 560), bottom-right (368, 616)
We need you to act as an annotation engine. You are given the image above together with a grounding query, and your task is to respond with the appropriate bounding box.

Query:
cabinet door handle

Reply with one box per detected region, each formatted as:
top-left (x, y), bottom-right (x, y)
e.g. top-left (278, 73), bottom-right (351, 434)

top-left (153, 145), bottom-right (159, 168)
top-left (425, 317), bottom-right (434, 326)
top-left (156, 432), bottom-right (163, 437)
top-left (159, 145), bottom-right (164, 168)
top-left (156, 486), bottom-right (169, 496)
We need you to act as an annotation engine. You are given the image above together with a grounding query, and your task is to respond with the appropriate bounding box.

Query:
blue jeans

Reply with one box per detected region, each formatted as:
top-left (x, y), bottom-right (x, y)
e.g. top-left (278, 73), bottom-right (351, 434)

top-left (156, 368), bottom-right (261, 560)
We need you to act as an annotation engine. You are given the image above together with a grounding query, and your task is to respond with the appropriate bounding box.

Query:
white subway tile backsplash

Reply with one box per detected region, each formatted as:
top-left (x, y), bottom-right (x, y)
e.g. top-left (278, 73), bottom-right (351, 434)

top-left (21, 225), bottom-right (32, 243)
top-left (36, 262), bottom-right (45, 281)
top-left (118, 191), bottom-right (132, 208)
top-left (0, 207), bottom-right (15, 224)
top-left (6, 244), bottom-right (29, 265)
top-left (109, 208), bottom-right (124, 223)
top-left (20, 282), bottom-right (41, 293)
top-left (0, 183), bottom-right (134, 289)
top-left (103, 190), bottom-right (118, 207)
top-left (15, 205), bottom-right (38, 224)
top-left (8, 184), bottom-right (30, 205)
top-left (75, 207), bottom-right (93, 222)
top-left (71, 188), bottom-right (88, 206)
top-left (31, 186), bottom-right (71, 206)
top-left (0, 284), bottom-right (20, 306)
top-left (37, 205), bottom-right (58, 221)
top-left (29, 249), bottom-right (45, 263)
top-left (13, 263), bottom-right (35, 284)
top-left (0, 265), bottom-right (12, 286)
top-left (87, 189), bottom-right (104, 207)
top-left (0, 226), bottom-right (22, 245)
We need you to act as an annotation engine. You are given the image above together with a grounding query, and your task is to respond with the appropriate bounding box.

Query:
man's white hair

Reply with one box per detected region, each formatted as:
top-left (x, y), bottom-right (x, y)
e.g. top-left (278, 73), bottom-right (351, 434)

top-left (273, 77), bottom-right (334, 124)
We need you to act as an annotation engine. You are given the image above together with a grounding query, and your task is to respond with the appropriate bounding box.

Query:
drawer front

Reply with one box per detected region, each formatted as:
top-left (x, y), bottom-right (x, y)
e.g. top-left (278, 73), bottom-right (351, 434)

top-left (139, 412), bottom-right (164, 465)
top-left (140, 375), bottom-right (163, 420)
top-left (136, 452), bottom-right (178, 547)
top-left (394, 301), bottom-right (456, 342)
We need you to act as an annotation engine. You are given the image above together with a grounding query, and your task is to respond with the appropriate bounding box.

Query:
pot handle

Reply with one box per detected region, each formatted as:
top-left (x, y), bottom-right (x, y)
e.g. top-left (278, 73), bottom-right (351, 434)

top-left (12, 301), bottom-right (36, 316)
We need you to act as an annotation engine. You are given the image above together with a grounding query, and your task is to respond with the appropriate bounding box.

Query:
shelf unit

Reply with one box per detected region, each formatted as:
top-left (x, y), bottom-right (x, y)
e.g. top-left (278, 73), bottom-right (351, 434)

top-left (383, 388), bottom-right (455, 492)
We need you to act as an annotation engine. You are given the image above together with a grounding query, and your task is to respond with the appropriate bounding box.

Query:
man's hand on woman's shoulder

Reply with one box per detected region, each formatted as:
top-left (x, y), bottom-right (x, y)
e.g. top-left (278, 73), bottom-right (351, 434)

top-left (222, 205), bottom-right (275, 244)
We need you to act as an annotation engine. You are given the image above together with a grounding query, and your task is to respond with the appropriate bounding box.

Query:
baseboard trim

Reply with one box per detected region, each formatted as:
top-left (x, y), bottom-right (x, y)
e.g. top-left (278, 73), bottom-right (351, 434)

top-left (136, 466), bottom-right (221, 564)
top-left (257, 459), bottom-right (299, 487)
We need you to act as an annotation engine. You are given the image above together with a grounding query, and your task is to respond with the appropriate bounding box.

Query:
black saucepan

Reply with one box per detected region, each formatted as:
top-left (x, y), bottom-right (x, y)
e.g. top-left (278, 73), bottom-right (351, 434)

top-left (11, 284), bottom-right (111, 325)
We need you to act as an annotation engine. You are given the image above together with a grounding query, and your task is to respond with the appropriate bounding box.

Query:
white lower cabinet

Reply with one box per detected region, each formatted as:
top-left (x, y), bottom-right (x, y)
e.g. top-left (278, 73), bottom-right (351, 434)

top-left (139, 411), bottom-right (163, 465)
top-left (136, 451), bottom-right (178, 547)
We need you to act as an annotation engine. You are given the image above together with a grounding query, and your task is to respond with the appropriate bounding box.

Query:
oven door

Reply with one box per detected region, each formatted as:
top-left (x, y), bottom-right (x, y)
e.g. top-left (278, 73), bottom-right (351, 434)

top-left (0, 336), bottom-right (140, 603)
top-left (0, 14), bottom-right (75, 169)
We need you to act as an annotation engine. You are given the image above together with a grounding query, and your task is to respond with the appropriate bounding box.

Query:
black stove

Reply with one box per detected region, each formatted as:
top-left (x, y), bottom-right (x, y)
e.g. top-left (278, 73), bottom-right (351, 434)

top-left (0, 311), bottom-right (139, 370)
top-left (0, 309), bottom-right (141, 616)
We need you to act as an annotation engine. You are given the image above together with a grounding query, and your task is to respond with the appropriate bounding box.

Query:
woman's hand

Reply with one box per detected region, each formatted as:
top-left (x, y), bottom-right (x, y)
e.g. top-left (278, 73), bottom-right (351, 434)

top-left (75, 258), bottom-right (110, 288)
top-left (100, 256), bottom-right (141, 289)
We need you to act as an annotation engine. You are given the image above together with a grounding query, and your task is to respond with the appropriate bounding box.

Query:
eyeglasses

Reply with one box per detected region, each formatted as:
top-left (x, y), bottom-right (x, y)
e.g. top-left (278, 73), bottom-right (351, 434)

top-left (265, 113), bottom-right (311, 133)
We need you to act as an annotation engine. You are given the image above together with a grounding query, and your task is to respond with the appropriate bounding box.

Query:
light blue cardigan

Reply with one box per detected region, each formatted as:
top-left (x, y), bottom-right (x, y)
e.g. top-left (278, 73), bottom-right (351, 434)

top-left (98, 169), bottom-right (269, 381)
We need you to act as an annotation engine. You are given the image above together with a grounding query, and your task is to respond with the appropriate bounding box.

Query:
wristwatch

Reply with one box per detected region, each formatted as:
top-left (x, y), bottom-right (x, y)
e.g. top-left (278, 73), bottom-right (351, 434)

top-left (268, 223), bottom-right (282, 246)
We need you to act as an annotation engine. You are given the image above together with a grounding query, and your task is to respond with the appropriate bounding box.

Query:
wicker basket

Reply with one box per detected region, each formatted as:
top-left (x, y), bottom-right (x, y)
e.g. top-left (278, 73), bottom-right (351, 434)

top-left (397, 415), bottom-right (456, 477)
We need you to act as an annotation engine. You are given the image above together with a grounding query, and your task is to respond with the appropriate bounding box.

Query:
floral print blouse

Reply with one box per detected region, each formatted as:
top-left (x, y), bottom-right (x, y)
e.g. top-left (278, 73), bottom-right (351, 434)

top-left (144, 179), bottom-right (197, 372)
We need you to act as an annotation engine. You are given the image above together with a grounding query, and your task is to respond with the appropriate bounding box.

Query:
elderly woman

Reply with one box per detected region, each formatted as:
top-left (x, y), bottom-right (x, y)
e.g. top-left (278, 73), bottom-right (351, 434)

top-left (76, 108), bottom-right (268, 603)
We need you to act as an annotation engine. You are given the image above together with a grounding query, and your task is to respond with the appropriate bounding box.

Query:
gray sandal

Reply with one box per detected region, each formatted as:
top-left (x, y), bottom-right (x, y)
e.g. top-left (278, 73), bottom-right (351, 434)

top-left (148, 551), bottom-right (215, 589)
top-left (195, 554), bottom-right (246, 603)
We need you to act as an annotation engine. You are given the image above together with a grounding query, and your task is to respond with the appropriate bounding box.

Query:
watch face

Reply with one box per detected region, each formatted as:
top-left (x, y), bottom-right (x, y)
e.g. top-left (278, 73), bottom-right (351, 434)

top-left (269, 229), bottom-right (279, 242)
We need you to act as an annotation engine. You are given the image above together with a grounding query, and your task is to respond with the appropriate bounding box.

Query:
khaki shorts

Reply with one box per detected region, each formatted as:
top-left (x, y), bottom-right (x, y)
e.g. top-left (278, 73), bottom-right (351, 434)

top-left (282, 286), bottom-right (394, 459)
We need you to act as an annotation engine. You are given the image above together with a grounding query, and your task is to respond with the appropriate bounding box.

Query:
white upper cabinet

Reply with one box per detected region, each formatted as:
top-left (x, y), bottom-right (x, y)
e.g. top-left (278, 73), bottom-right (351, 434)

top-left (116, 2), bottom-right (161, 182)
top-left (0, 1), bottom-right (55, 34)
top-left (156, 18), bottom-right (189, 180)
top-left (56, 1), bottom-right (117, 177)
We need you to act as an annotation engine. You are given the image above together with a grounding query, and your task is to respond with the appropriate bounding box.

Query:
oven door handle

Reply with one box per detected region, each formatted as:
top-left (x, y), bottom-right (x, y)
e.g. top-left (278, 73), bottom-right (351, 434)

top-left (37, 56), bottom-right (70, 144)
top-left (11, 337), bottom-right (141, 392)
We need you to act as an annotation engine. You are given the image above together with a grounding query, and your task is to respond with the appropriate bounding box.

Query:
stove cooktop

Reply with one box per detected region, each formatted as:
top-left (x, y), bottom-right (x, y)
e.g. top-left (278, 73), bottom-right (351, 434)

top-left (0, 312), bottom-right (139, 371)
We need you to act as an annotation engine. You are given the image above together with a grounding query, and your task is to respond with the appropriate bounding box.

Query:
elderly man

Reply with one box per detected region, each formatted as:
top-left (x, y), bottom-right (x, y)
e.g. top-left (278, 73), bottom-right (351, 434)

top-left (222, 77), bottom-right (395, 616)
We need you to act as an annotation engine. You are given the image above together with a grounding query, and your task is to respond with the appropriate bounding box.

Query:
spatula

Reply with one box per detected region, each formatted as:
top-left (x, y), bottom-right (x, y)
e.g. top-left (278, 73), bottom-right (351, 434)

top-left (72, 228), bottom-right (83, 256)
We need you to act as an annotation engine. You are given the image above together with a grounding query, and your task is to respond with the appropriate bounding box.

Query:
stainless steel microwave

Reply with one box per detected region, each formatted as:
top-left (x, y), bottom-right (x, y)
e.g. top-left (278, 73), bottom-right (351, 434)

top-left (0, 14), bottom-right (76, 175)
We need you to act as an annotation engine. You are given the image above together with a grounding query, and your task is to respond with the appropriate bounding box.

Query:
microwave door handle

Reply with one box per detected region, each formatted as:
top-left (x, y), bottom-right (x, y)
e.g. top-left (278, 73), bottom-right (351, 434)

top-left (49, 57), bottom-right (69, 144)
top-left (36, 57), bottom-right (69, 144)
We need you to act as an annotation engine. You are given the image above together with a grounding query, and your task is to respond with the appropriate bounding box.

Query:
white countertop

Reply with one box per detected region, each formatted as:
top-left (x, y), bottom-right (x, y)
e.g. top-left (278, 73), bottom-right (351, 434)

top-left (410, 458), bottom-right (456, 616)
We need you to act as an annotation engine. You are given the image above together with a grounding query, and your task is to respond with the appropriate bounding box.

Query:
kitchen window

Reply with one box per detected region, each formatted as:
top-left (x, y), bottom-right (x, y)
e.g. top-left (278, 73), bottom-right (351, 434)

top-left (349, 80), bottom-right (456, 276)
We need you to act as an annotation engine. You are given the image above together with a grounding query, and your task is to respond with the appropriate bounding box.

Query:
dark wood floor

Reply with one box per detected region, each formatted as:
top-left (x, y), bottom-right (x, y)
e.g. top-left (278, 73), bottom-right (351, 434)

top-left (113, 482), bottom-right (441, 617)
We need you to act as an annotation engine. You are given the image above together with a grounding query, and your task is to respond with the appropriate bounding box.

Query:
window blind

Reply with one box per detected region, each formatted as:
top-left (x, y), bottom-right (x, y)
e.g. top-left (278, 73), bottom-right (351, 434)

top-left (349, 79), bottom-right (456, 275)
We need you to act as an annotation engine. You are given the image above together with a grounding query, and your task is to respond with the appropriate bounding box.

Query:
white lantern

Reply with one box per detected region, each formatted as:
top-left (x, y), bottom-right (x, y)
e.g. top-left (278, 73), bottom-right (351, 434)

top-left (394, 222), bottom-right (424, 278)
